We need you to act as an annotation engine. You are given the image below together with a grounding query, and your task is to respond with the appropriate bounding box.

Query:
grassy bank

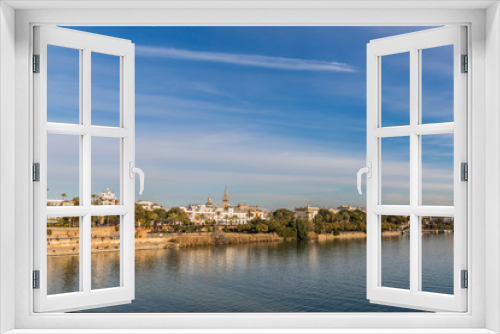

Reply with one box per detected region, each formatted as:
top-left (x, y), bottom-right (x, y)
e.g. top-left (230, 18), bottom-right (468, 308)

top-left (47, 229), bottom-right (423, 256)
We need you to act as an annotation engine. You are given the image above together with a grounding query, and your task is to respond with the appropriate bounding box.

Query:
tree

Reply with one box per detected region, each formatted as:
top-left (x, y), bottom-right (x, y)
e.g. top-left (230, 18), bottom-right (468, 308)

top-left (166, 207), bottom-right (191, 225)
top-left (216, 211), bottom-right (221, 224)
top-left (135, 204), bottom-right (146, 226)
top-left (71, 196), bottom-right (80, 206)
top-left (273, 208), bottom-right (295, 224)
top-left (61, 193), bottom-right (67, 201)
top-left (296, 219), bottom-right (309, 240)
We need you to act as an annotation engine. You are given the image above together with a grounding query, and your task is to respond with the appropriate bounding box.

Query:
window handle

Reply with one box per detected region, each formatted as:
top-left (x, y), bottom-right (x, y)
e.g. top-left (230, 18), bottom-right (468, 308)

top-left (357, 162), bottom-right (372, 195)
top-left (129, 162), bottom-right (145, 195)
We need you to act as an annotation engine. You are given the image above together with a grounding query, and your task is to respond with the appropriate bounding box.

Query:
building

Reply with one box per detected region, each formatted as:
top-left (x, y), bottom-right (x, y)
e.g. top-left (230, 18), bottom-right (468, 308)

top-left (97, 188), bottom-right (118, 205)
top-left (294, 206), bottom-right (320, 221)
top-left (330, 205), bottom-right (367, 214)
top-left (181, 190), bottom-right (267, 225)
top-left (136, 200), bottom-right (165, 211)
top-left (47, 199), bottom-right (75, 206)
top-left (222, 188), bottom-right (229, 208)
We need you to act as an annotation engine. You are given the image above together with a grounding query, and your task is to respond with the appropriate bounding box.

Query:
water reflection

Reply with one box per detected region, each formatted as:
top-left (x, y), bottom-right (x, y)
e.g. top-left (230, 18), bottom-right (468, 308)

top-left (48, 235), bottom-right (454, 312)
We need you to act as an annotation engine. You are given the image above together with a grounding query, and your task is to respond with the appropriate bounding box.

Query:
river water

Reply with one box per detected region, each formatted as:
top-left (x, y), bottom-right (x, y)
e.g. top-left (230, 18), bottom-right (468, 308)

top-left (48, 233), bottom-right (454, 312)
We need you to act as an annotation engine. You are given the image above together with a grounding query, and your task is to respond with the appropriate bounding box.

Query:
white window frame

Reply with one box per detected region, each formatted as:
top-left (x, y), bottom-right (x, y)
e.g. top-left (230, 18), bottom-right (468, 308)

top-left (1, 1), bottom-right (499, 333)
top-left (33, 26), bottom-right (136, 312)
top-left (366, 26), bottom-right (467, 312)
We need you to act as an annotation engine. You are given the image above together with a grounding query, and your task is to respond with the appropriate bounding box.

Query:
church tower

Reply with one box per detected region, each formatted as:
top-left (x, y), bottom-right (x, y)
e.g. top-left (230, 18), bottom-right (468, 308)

top-left (222, 188), bottom-right (229, 208)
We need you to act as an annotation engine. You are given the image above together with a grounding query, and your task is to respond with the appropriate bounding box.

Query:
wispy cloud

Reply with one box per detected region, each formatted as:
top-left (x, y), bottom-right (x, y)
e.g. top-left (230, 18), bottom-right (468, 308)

top-left (136, 46), bottom-right (355, 73)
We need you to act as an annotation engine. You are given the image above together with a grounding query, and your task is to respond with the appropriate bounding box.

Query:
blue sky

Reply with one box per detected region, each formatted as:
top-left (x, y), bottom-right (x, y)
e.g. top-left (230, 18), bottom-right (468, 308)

top-left (46, 26), bottom-right (454, 210)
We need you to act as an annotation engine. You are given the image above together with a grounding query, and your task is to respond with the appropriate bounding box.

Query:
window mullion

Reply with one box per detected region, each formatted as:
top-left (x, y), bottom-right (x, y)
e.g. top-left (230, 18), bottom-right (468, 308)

top-left (409, 47), bottom-right (420, 294)
top-left (82, 48), bottom-right (92, 294)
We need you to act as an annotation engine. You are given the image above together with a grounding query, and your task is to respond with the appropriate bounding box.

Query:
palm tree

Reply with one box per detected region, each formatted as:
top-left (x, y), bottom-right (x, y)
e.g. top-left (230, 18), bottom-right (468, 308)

top-left (232, 214), bottom-right (238, 226)
top-left (61, 193), bottom-right (67, 201)
top-left (246, 211), bottom-right (252, 222)
top-left (91, 194), bottom-right (97, 205)
top-left (200, 213), bottom-right (206, 225)
top-left (216, 211), bottom-right (221, 224)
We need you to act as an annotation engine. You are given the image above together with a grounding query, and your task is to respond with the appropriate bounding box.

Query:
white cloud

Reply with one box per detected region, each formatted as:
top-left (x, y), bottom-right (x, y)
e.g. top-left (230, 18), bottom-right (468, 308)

top-left (136, 46), bottom-right (355, 73)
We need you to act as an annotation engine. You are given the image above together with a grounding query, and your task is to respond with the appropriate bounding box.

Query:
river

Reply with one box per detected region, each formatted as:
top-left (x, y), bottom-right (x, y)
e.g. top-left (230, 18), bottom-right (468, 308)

top-left (47, 233), bottom-right (454, 312)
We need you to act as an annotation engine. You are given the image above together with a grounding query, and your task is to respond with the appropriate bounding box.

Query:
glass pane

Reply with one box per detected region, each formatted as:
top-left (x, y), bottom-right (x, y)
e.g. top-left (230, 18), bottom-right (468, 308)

top-left (47, 45), bottom-right (80, 124)
top-left (421, 134), bottom-right (454, 206)
top-left (91, 137), bottom-right (121, 205)
top-left (421, 45), bottom-right (454, 124)
top-left (421, 216), bottom-right (454, 294)
top-left (47, 216), bottom-right (80, 295)
top-left (91, 215), bottom-right (121, 290)
top-left (381, 52), bottom-right (410, 127)
top-left (381, 137), bottom-right (410, 205)
top-left (92, 52), bottom-right (121, 127)
top-left (47, 134), bottom-right (80, 206)
top-left (381, 215), bottom-right (410, 289)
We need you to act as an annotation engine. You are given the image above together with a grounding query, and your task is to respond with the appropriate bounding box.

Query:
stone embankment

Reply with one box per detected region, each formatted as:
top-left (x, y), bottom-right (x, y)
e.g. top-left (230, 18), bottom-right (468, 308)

top-left (46, 227), bottom-right (410, 256)
top-left (46, 227), bottom-right (284, 256)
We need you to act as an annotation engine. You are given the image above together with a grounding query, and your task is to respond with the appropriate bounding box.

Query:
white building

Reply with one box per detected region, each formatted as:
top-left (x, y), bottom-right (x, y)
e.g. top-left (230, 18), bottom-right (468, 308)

top-left (294, 206), bottom-right (320, 221)
top-left (181, 194), bottom-right (267, 226)
top-left (136, 200), bottom-right (165, 211)
top-left (97, 188), bottom-right (118, 205)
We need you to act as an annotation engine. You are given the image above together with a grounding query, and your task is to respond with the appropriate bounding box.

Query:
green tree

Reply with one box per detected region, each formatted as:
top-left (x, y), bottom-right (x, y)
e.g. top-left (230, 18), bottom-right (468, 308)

top-left (296, 218), bottom-right (309, 240)
top-left (273, 208), bottom-right (295, 224)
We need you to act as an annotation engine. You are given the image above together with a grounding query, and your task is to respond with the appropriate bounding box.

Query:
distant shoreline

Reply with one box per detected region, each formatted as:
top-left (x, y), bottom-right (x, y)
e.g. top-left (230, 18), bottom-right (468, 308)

top-left (45, 229), bottom-right (449, 256)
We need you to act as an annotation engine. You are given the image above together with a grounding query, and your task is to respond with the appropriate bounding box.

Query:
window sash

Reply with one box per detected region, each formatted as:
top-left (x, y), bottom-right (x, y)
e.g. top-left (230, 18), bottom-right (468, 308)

top-left (33, 25), bottom-right (136, 313)
top-left (366, 26), bottom-right (468, 312)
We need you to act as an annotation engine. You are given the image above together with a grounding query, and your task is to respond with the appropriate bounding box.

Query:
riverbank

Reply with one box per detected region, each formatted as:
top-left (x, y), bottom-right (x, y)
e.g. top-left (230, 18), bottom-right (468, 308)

top-left (46, 228), bottom-right (416, 256)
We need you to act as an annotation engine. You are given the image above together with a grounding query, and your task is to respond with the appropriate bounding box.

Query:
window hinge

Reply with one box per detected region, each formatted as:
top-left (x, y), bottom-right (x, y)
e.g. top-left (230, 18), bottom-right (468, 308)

top-left (461, 54), bottom-right (468, 73)
top-left (461, 270), bottom-right (468, 289)
top-left (33, 54), bottom-right (40, 73)
top-left (33, 163), bottom-right (40, 182)
top-left (33, 270), bottom-right (40, 289)
top-left (461, 162), bottom-right (468, 182)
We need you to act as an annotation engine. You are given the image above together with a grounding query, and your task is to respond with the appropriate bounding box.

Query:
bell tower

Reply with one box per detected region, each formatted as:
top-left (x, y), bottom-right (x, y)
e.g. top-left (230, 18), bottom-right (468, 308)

top-left (222, 188), bottom-right (229, 208)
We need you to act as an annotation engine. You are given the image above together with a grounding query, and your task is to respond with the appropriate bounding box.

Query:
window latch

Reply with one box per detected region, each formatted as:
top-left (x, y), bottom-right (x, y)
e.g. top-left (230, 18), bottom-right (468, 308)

top-left (129, 162), bottom-right (145, 195)
top-left (357, 162), bottom-right (372, 195)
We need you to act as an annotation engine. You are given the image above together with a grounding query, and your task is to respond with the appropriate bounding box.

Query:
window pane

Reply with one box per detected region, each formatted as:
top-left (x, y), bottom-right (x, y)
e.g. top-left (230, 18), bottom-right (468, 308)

top-left (92, 52), bottom-right (121, 127)
top-left (47, 134), bottom-right (80, 206)
top-left (47, 216), bottom-right (80, 295)
top-left (421, 45), bottom-right (454, 124)
top-left (91, 216), bottom-right (121, 290)
top-left (381, 52), bottom-right (410, 127)
top-left (381, 137), bottom-right (410, 205)
top-left (421, 216), bottom-right (454, 294)
top-left (381, 215), bottom-right (409, 290)
top-left (421, 134), bottom-right (454, 206)
top-left (91, 137), bottom-right (121, 205)
top-left (47, 45), bottom-right (80, 124)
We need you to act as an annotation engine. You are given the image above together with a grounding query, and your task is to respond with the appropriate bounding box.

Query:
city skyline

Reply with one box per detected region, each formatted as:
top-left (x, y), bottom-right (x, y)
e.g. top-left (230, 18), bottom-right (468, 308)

top-left (47, 26), bottom-right (454, 209)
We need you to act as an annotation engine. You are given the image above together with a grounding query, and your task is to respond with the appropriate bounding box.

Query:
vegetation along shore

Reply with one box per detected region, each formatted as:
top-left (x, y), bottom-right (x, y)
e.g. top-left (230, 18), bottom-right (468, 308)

top-left (47, 208), bottom-right (453, 256)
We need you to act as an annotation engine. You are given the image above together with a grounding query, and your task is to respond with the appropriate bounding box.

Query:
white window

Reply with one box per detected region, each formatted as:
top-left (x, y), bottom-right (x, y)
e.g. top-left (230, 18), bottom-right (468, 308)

top-left (33, 26), bottom-right (141, 312)
top-left (363, 26), bottom-right (467, 312)
top-left (2, 2), bottom-right (499, 333)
